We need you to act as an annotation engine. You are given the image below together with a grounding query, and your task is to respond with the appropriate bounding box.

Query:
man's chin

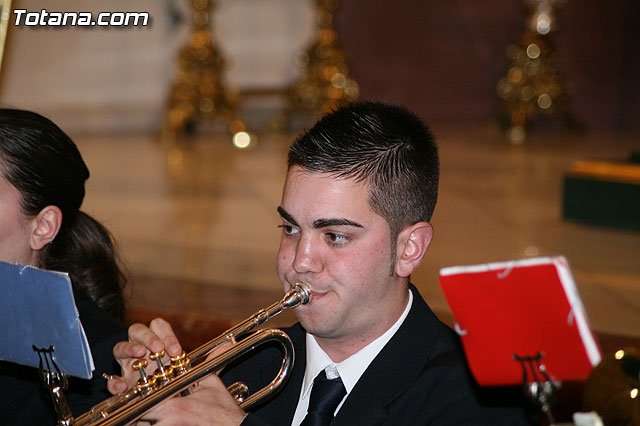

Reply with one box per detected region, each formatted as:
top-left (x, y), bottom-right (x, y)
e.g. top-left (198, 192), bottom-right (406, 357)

top-left (295, 313), bottom-right (332, 336)
top-left (294, 312), bottom-right (318, 333)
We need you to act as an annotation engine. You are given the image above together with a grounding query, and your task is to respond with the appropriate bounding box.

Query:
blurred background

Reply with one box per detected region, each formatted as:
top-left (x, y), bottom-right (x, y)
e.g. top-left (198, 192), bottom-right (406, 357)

top-left (1, 0), bottom-right (639, 421)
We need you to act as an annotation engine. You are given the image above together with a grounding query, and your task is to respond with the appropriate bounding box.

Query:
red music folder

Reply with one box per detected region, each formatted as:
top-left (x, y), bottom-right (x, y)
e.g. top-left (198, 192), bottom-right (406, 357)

top-left (438, 256), bottom-right (601, 386)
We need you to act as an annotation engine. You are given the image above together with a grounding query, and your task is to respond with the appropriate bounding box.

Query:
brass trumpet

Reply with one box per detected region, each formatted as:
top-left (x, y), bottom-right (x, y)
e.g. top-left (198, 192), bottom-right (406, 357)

top-left (63, 282), bottom-right (311, 426)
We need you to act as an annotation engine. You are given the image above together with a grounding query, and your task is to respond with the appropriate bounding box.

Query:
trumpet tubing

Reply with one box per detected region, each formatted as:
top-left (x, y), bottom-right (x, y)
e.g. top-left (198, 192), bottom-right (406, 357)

top-left (69, 282), bottom-right (311, 426)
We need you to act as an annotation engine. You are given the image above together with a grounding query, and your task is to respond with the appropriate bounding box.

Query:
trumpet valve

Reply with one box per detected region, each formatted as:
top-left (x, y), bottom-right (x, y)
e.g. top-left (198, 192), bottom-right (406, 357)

top-left (132, 358), bottom-right (157, 394)
top-left (150, 350), bottom-right (174, 384)
top-left (149, 350), bottom-right (165, 366)
top-left (153, 368), bottom-right (174, 385)
top-left (169, 350), bottom-right (191, 376)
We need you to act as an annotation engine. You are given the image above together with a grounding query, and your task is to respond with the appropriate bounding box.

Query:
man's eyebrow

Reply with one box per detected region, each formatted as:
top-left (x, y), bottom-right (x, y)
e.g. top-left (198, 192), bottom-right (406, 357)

top-left (313, 218), bottom-right (363, 229)
top-left (277, 206), bottom-right (299, 227)
top-left (277, 206), bottom-right (364, 229)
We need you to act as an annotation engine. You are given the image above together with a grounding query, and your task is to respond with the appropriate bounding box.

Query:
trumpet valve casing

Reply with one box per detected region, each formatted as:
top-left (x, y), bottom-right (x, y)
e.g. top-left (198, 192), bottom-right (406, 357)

top-left (170, 351), bottom-right (191, 376)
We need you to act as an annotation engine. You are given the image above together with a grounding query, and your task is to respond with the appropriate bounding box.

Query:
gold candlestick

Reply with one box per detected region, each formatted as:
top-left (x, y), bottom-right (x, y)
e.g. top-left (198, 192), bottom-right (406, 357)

top-left (0, 0), bottom-right (12, 76)
top-left (161, 0), bottom-right (245, 145)
top-left (282, 0), bottom-right (359, 127)
top-left (497, 0), bottom-right (572, 143)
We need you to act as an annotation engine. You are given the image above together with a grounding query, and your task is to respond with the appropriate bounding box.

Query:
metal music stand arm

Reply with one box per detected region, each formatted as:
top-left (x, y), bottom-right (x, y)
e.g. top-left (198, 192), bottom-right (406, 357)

top-left (513, 352), bottom-right (559, 426)
top-left (34, 345), bottom-right (74, 426)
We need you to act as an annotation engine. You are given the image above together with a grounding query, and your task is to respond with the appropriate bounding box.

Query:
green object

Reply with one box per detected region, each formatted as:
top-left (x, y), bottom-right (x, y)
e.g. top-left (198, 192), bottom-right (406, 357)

top-left (562, 175), bottom-right (640, 231)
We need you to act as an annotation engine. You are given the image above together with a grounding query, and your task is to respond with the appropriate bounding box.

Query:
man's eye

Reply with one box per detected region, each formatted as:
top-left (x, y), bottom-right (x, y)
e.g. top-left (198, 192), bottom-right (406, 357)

top-left (279, 224), bottom-right (299, 236)
top-left (326, 232), bottom-right (349, 245)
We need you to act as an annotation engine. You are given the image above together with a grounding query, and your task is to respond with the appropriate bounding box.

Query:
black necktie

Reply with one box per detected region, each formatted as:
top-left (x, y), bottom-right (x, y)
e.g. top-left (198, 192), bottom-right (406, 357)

top-left (300, 370), bottom-right (346, 426)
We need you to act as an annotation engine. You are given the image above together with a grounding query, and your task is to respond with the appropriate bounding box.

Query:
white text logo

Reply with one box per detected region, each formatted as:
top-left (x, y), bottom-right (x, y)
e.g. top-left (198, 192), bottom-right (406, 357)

top-left (13, 9), bottom-right (150, 27)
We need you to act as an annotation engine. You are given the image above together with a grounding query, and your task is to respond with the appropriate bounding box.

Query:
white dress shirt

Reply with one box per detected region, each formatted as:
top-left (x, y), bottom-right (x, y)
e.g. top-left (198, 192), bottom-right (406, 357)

top-left (291, 289), bottom-right (413, 426)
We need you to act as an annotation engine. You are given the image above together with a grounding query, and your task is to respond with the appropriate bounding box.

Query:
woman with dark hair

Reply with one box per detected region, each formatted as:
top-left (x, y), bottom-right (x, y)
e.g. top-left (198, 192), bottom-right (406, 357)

top-left (0, 109), bottom-right (128, 425)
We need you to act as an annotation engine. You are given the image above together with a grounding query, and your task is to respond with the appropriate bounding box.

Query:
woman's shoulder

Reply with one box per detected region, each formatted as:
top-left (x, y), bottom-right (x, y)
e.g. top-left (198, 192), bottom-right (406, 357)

top-left (74, 294), bottom-right (128, 366)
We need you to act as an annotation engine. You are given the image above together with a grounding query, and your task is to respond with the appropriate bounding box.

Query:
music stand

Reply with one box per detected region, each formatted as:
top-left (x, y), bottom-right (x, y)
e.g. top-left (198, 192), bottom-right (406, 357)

top-left (0, 261), bottom-right (95, 423)
top-left (439, 256), bottom-right (601, 425)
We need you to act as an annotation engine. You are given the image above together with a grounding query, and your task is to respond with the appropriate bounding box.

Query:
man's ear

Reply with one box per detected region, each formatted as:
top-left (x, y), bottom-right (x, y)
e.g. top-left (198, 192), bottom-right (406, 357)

top-left (395, 222), bottom-right (433, 278)
top-left (30, 206), bottom-right (63, 251)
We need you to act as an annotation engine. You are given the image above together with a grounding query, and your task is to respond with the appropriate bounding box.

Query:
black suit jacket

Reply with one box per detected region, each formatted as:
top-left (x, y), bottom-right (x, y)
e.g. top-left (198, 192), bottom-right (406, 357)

top-left (221, 285), bottom-right (536, 426)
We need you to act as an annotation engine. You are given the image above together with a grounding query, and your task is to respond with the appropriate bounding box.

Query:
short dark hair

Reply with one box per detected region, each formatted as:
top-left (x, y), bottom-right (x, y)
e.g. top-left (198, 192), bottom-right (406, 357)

top-left (288, 102), bottom-right (439, 244)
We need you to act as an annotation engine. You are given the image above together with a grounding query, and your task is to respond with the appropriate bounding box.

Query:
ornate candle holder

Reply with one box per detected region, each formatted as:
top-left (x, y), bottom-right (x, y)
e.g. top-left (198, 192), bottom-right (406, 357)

top-left (281, 0), bottom-right (359, 128)
top-left (161, 0), bottom-right (245, 145)
top-left (496, 0), bottom-right (573, 143)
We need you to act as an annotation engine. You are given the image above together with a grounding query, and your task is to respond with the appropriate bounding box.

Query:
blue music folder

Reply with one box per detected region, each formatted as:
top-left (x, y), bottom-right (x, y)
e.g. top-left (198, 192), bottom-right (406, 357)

top-left (0, 261), bottom-right (94, 379)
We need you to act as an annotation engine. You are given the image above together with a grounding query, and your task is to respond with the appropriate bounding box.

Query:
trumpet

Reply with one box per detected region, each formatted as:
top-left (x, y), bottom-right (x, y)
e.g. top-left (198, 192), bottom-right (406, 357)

top-left (62, 282), bottom-right (312, 426)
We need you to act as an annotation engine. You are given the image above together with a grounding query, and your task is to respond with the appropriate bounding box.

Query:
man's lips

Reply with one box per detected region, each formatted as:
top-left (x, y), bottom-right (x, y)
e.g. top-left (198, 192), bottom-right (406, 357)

top-left (308, 290), bottom-right (327, 300)
top-left (289, 282), bottom-right (328, 303)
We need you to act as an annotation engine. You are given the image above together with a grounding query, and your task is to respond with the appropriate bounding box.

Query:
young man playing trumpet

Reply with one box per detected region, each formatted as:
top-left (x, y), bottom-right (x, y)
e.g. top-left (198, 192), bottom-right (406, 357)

top-left (110, 102), bottom-right (534, 425)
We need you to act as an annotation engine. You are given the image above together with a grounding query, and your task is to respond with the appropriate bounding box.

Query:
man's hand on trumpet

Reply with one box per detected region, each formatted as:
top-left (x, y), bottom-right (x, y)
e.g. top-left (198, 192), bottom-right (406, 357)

top-left (108, 318), bottom-right (182, 393)
top-left (138, 374), bottom-right (245, 425)
top-left (107, 318), bottom-right (245, 425)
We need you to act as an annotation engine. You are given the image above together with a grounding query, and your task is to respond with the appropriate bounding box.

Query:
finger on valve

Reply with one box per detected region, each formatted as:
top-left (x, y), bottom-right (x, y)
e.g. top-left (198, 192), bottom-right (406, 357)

top-left (148, 318), bottom-right (183, 358)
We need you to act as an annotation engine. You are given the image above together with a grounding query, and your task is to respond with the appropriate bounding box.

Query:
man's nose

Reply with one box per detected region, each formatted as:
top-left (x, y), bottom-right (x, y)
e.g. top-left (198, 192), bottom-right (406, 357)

top-left (292, 235), bottom-right (322, 274)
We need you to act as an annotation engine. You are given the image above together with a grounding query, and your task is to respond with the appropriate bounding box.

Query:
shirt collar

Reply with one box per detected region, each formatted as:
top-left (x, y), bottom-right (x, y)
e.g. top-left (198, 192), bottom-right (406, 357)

top-left (301, 288), bottom-right (413, 399)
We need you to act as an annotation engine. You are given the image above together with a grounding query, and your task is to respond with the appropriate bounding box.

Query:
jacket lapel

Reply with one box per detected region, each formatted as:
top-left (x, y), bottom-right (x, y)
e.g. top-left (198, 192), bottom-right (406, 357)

top-left (332, 285), bottom-right (442, 425)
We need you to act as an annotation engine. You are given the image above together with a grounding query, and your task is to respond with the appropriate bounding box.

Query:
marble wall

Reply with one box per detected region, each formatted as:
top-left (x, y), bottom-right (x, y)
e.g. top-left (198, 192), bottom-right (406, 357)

top-left (0, 0), bottom-right (314, 133)
top-left (1, 0), bottom-right (637, 133)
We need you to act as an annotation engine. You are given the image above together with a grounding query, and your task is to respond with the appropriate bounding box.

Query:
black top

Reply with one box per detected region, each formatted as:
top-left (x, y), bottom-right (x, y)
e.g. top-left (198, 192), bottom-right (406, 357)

top-left (220, 285), bottom-right (539, 426)
top-left (0, 294), bottom-right (127, 426)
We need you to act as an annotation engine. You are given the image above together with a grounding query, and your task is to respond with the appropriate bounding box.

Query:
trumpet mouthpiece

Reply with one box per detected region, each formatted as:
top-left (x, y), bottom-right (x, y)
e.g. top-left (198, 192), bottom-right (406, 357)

top-left (294, 282), bottom-right (312, 305)
top-left (281, 282), bottom-right (312, 309)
